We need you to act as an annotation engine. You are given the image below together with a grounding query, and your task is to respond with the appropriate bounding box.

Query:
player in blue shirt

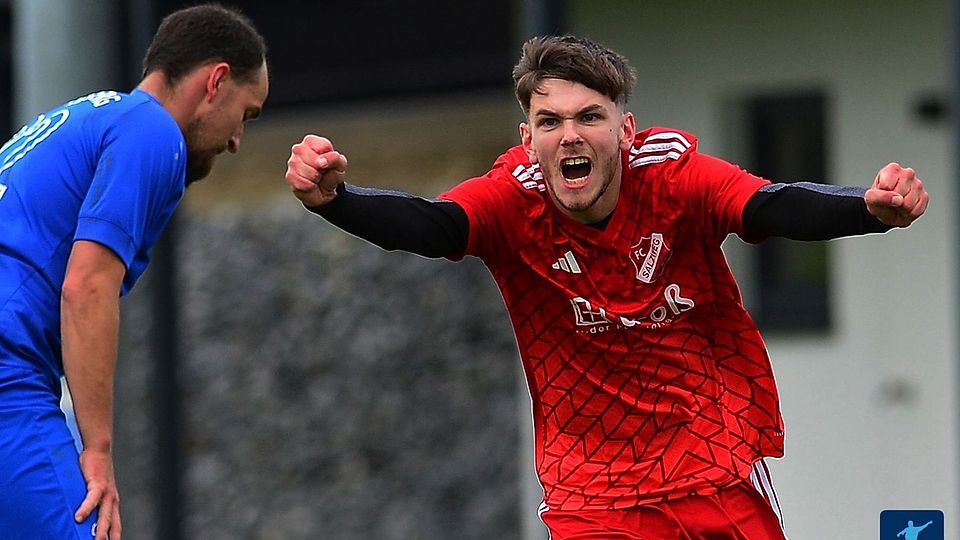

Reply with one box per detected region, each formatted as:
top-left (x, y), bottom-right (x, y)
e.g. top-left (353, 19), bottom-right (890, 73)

top-left (0, 5), bottom-right (268, 539)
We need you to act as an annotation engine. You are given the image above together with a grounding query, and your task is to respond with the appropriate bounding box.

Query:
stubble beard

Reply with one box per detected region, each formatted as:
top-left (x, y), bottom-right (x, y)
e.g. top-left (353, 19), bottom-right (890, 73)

top-left (185, 150), bottom-right (215, 186)
top-left (549, 151), bottom-right (620, 215)
top-left (183, 117), bottom-right (217, 187)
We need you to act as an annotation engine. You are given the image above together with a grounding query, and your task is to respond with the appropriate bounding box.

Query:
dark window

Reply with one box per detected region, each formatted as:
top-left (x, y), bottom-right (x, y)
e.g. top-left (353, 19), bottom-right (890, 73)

top-left (748, 92), bottom-right (831, 332)
top-left (155, 0), bottom-right (516, 107)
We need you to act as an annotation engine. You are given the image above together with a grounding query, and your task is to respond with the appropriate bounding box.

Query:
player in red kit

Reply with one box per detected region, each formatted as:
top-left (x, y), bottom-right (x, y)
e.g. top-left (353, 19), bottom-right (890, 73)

top-left (284, 36), bottom-right (928, 539)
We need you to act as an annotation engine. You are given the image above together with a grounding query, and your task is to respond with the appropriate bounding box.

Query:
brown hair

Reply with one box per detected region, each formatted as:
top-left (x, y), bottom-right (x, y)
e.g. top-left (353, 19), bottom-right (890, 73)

top-left (142, 3), bottom-right (267, 86)
top-left (512, 35), bottom-right (636, 115)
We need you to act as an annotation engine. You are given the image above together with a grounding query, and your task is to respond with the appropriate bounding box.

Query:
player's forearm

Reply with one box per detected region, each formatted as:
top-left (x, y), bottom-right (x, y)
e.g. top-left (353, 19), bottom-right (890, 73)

top-left (60, 254), bottom-right (122, 453)
top-left (742, 182), bottom-right (892, 241)
top-left (61, 282), bottom-right (119, 452)
top-left (308, 182), bottom-right (468, 258)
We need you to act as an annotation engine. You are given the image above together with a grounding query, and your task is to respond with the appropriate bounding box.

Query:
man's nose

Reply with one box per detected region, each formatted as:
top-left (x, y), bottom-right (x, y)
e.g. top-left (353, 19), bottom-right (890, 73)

top-left (560, 122), bottom-right (582, 146)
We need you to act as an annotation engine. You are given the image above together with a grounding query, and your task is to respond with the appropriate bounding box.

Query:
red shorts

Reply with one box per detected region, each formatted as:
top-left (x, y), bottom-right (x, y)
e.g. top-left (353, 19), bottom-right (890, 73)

top-left (540, 473), bottom-right (786, 540)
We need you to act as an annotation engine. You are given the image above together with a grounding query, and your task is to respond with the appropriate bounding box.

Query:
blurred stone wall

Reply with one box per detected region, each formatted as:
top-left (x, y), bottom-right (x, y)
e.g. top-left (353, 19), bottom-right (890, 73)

top-left (117, 203), bottom-right (523, 539)
top-left (113, 93), bottom-right (530, 539)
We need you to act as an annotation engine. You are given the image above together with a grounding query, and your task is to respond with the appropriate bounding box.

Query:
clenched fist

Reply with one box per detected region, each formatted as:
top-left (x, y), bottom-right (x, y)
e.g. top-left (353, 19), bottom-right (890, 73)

top-left (285, 134), bottom-right (349, 208)
top-left (864, 162), bottom-right (929, 227)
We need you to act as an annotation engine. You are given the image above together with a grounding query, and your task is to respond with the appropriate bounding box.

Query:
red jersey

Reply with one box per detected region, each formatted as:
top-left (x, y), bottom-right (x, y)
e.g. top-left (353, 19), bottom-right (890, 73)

top-left (439, 127), bottom-right (784, 511)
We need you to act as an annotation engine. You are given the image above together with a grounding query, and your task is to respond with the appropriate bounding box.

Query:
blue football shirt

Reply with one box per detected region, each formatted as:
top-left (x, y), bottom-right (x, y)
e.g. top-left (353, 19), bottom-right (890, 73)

top-left (0, 89), bottom-right (185, 404)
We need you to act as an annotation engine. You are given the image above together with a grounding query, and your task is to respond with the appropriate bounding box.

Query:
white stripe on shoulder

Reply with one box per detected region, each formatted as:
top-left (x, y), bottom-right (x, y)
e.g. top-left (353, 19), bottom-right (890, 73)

top-left (633, 141), bottom-right (690, 155)
top-left (642, 131), bottom-right (692, 148)
top-left (629, 131), bottom-right (693, 169)
top-left (511, 162), bottom-right (546, 192)
top-left (629, 151), bottom-right (683, 168)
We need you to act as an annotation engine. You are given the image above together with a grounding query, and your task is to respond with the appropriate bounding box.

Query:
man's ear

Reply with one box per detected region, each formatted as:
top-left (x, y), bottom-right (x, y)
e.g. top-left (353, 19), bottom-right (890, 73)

top-left (619, 111), bottom-right (636, 151)
top-left (519, 122), bottom-right (537, 162)
top-left (205, 62), bottom-right (232, 101)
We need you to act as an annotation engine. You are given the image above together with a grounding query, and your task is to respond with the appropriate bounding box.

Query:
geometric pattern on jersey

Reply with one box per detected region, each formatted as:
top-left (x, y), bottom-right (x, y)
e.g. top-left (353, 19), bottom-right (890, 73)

top-left (440, 126), bottom-right (783, 510)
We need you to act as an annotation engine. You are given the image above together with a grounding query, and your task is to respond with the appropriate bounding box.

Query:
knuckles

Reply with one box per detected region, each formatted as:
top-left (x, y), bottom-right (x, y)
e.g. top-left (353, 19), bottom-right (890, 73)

top-left (303, 134), bottom-right (333, 152)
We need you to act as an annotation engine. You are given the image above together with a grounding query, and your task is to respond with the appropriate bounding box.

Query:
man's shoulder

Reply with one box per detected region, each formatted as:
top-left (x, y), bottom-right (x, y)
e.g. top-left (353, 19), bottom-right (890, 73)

top-left (107, 91), bottom-right (179, 135)
top-left (627, 126), bottom-right (699, 171)
top-left (57, 90), bottom-right (141, 120)
top-left (441, 144), bottom-right (546, 216)
top-left (64, 90), bottom-right (179, 139)
top-left (489, 144), bottom-right (547, 194)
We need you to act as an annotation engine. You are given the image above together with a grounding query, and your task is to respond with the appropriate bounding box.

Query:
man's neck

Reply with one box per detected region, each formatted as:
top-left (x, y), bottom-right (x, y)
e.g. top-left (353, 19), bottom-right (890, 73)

top-left (137, 69), bottom-right (206, 132)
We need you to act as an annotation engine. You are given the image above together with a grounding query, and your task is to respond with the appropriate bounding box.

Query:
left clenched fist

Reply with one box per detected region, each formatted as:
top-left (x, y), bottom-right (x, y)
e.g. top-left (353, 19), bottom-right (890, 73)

top-left (864, 162), bottom-right (929, 227)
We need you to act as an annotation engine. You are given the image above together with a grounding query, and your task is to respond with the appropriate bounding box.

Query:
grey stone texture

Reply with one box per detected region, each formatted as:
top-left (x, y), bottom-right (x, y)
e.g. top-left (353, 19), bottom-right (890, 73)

top-left (115, 203), bottom-right (525, 539)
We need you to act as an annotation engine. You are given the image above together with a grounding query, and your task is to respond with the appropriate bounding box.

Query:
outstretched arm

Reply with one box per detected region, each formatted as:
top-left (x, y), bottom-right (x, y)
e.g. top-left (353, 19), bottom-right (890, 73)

top-left (742, 162), bottom-right (928, 240)
top-left (284, 134), bottom-right (468, 258)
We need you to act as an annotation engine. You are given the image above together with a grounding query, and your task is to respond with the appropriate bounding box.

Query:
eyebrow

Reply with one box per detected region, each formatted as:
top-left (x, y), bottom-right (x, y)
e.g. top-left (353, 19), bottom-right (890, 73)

top-left (533, 103), bottom-right (605, 118)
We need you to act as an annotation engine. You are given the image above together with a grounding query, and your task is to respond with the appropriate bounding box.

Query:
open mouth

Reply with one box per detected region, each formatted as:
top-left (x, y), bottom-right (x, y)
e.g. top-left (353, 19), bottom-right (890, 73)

top-left (561, 157), bottom-right (592, 185)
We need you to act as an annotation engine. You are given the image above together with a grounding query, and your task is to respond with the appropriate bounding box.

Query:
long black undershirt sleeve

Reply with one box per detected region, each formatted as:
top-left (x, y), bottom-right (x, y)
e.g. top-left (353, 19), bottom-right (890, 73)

top-left (741, 182), bottom-right (893, 241)
top-left (307, 182), bottom-right (469, 258)
top-left (311, 181), bottom-right (889, 254)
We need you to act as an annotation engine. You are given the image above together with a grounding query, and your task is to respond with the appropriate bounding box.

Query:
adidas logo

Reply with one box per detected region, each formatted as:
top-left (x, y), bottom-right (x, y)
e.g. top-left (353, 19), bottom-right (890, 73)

top-left (551, 251), bottom-right (582, 274)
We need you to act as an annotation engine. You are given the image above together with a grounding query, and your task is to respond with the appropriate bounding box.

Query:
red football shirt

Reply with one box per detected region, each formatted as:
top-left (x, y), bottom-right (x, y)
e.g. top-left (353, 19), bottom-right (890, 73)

top-left (439, 127), bottom-right (784, 511)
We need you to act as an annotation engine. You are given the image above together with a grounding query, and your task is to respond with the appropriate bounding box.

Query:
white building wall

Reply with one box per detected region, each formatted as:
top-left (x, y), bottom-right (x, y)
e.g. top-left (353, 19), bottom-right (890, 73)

top-left (569, 1), bottom-right (957, 538)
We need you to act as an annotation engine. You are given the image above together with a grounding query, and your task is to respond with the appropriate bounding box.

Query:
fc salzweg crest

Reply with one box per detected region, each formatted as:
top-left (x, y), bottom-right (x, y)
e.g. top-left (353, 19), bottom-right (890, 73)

top-left (630, 233), bottom-right (671, 283)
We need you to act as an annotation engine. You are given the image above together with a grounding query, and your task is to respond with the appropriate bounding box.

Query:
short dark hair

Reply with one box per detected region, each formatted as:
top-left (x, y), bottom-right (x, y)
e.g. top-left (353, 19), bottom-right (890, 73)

top-left (142, 3), bottom-right (267, 85)
top-left (513, 35), bottom-right (636, 115)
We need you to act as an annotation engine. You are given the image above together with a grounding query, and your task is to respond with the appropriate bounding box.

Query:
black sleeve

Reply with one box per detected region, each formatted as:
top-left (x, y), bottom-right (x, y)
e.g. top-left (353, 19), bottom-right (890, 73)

top-left (742, 182), bottom-right (892, 241)
top-left (307, 182), bottom-right (468, 258)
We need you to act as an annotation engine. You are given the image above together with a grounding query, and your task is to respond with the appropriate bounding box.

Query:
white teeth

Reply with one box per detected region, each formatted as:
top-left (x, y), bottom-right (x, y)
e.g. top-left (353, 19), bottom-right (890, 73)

top-left (561, 157), bottom-right (589, 186)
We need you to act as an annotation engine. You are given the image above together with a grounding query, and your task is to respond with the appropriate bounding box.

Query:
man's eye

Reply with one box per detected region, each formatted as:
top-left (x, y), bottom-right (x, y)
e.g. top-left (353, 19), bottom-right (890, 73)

top-left (541, 118), bottom-right (559, 127)
top-left (582, 113), bottom-right (600, 122)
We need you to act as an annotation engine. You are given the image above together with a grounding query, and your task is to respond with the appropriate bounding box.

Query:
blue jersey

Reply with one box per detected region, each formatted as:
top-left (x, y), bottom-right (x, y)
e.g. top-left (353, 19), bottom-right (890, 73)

top-left (0, 89), bottom-right (185, 405)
